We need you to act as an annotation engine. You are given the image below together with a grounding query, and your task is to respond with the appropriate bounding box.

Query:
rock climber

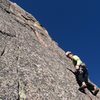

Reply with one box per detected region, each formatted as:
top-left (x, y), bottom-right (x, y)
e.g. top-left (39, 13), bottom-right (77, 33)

top-left (66, 51), bottom-right (99, 96)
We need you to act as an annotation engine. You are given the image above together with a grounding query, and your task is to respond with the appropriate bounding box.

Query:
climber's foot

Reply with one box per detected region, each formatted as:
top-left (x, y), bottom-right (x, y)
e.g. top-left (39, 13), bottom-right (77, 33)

top-left (92, 88), bottom-right (99, 96)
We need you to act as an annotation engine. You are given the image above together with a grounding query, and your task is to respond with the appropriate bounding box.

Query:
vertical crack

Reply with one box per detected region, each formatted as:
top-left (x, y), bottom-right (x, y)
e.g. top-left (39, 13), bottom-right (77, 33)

top-left (0, 30), bottom-right (16, 37)
top-left (16, 54), bottom-right (20, 100)
top-left (17, 58), bottom-right (20, 100)
top-left (17, 81), bottom-right (20, 100)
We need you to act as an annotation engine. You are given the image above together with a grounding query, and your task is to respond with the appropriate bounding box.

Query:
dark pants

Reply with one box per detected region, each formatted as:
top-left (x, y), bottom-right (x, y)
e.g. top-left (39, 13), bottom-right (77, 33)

top-left (78, 67), bottom-right (88, 83)
top-left (75, 66), bottom-right (95, 90)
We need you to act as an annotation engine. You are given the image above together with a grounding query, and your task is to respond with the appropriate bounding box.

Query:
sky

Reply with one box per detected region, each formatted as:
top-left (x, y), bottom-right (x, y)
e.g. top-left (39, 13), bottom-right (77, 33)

top-left (11, 0), bottom-right (100, 87)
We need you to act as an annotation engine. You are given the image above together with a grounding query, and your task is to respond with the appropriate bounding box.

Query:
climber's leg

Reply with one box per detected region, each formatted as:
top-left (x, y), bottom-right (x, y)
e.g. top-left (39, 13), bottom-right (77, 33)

top-left (78, 73), bottom-right (87, 91)
top-left (86, 80), bottom-right (99, 96)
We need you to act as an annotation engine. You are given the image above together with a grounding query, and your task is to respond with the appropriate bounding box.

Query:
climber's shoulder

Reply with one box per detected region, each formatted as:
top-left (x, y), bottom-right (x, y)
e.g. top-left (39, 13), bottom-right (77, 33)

top-left (72, 55), bottom-right (80, 60)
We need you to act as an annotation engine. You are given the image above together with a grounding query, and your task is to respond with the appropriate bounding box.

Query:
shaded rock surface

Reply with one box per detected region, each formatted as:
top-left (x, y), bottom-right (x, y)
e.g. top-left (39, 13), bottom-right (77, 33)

top-left (0, 0), bottom-right (100, 100)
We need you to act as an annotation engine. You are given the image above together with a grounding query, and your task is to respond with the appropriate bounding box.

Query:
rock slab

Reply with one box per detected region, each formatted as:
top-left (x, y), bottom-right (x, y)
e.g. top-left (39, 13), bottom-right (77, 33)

top-left (0, 0), bottom-right (100, 100)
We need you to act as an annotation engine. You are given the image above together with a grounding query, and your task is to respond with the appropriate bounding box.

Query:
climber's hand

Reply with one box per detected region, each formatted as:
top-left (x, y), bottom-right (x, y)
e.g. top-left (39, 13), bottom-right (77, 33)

top-left (75, 65), bottom-right (80, 70)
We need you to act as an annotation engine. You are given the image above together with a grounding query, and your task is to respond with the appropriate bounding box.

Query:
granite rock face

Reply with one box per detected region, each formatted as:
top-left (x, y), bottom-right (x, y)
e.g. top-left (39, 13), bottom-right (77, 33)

top-left (0, 0), bottom-right (100, 100)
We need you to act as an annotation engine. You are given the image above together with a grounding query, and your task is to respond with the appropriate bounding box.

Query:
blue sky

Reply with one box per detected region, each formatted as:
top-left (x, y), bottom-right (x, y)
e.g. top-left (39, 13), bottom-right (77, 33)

top-left (11, 0), bottom-right (100, 87)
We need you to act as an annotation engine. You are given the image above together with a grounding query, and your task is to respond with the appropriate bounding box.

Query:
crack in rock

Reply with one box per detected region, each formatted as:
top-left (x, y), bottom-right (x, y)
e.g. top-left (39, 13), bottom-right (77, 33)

top-left (0, 48), bottom-right (5, 56)
top-left (0, 30), bottom-right (16, 37)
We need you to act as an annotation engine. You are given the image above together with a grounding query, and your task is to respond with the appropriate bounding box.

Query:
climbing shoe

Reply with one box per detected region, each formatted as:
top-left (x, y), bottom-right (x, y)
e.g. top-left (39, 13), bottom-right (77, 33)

top-left (93, 88), bottom-right (99, 96)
